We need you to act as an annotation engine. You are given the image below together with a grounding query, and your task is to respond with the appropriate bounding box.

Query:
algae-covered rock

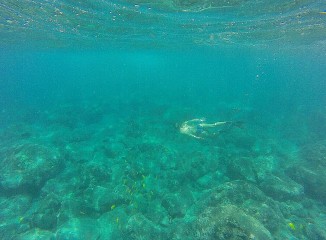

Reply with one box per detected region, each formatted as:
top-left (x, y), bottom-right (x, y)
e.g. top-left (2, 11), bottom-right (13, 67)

top-left (199, 180), bottom-right (268, 207)
top-left (83, 185), bottom-right (130, 214)
top-left (171, 218), bottom-right (197, 240)
top-left (196, 171), bottom-right (228, 190)
top-left (305, 223), bottom-right (326, 240)
top-left (0, 195), bottom-right (31, 220)
top-left (56, 218), bottom-right (101, 240)
top-left (98, 208), bottom-right (129, 240)
top-left (16, 228), bottom-right (55, 240)
top-left (252, 155), bottom-right (280, 182)
top-left (197, 180), bottom-right (284, 234)
top-left (286, 141), bottom-right (326, 203)
top-left (193, 204), bottom-right (272, 240)
top-left (287, 165), bottom-right (326, 203)
top-left (260, 174), bottom-right (304, 201)
top-left (226, 156), bottom-right (257, 183)
top-left (300, 141), bottom-right (326, 167)
top-left (162, 193), bottom-right (187, 218)
top-left (30, 193), bottom-right (62, 230)
top-left (0, 143), bottom-right (63, 194)
top-left (124, 213), bottom-right (167, 239)
top-left (0, 195), bottom-right (32, 239)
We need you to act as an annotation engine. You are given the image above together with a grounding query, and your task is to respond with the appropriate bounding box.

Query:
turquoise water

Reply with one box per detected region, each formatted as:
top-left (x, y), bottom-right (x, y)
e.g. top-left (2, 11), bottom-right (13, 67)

top-left (1, 1), bottom-right (326, 240)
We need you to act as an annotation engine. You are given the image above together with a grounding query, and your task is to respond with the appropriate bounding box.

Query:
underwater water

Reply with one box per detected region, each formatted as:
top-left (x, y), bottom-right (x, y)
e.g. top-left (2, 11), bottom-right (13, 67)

top-left (1, 0), bottom-right (326, 239)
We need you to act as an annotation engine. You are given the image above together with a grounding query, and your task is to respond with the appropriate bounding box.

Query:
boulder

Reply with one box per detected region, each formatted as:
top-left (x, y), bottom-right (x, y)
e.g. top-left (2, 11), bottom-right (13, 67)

top-left (56, 218), bottom-right (101, 240)
top-left (124, 213), bottom-right (167, 239)
top-left (260, 174), bottom-right (304, 201)
top-left (17, 229), bottom-right (55, 240)
top-left (286, 141), bottom-right (326, 203)
top-left (0, 143), bottom-right (63, 195)
top-left (196, 181), bottom-right (284, 234)
top-left (193, 204), bottom-right (273, 240)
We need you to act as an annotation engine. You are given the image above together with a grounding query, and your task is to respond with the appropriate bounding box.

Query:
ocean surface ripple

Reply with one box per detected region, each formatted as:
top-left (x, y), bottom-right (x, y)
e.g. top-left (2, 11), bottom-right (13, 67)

top-left (1, 0), bottom-right (325, 48)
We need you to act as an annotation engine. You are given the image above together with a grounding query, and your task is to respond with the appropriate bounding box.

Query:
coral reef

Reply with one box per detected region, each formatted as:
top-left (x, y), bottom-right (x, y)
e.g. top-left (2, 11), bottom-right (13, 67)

top-left (0, 100), bottom-right (325, 240)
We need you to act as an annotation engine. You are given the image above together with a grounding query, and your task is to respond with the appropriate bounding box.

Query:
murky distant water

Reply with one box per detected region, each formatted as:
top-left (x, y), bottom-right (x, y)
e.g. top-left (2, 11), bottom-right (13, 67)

top-left (1, 47), bottom-right (325, 120)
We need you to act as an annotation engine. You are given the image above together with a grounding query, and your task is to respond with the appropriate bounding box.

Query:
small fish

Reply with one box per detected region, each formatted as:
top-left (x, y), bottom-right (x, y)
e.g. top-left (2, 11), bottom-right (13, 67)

top-left (111, 205), bottom-right (116, 210)
top-left (288, 222), bottom-right (296, 230)
top-left (320, 10), bottom-right (326, 14)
